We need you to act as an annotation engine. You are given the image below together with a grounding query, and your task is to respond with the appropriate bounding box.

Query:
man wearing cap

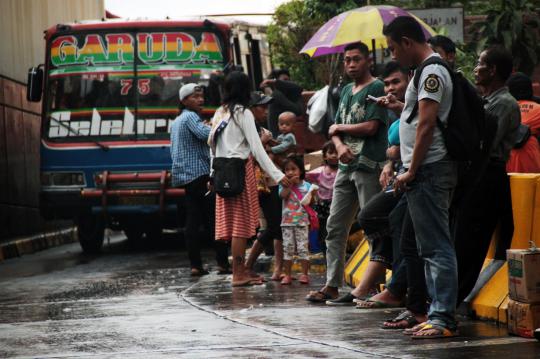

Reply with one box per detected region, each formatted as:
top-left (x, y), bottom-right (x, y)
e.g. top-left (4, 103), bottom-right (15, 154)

top-left (171, 83), bottom-right (230, 276)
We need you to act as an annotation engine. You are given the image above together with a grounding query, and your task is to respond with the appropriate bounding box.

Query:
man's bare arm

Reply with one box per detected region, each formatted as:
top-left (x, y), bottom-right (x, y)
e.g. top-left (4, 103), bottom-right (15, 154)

top-left (329, 120), bottom-right (380, 137)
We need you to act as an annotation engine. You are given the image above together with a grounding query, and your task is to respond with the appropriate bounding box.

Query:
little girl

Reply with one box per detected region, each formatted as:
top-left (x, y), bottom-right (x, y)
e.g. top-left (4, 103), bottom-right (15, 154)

top-left (306, 141), bottom-right (338, 252)
top-left (279, 155), bottom-right (318, 285)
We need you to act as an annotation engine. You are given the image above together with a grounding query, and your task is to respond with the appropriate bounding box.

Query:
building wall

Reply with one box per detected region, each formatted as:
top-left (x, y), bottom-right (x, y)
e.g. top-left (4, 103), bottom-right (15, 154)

top-left (0, 0), bottom-right (105, 83)
top-left (0, 0), bottom-right (104, 241)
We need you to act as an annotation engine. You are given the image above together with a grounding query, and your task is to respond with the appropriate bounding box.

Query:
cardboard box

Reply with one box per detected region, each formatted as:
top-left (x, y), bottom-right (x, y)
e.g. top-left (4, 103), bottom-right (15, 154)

top-left (507, 249), bottom-right (540, 303)
top-left (303, 150), bottom-right (323, 171)
top-left (507, 299), bottom-right (540, 338)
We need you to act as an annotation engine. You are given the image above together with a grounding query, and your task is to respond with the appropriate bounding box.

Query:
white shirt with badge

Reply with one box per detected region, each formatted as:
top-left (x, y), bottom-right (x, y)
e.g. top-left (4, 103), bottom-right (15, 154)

top-left (399, 53), bottom-right (453, 168)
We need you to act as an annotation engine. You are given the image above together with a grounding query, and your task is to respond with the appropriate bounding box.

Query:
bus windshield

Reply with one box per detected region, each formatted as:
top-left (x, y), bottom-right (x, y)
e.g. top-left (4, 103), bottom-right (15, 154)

top-left (45, 29), bottom-right (226, 142)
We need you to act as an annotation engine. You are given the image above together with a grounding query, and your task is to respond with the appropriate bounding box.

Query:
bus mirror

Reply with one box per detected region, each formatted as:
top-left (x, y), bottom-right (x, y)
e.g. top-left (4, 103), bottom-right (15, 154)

top-left (27, 66), bottom-right (44, 102)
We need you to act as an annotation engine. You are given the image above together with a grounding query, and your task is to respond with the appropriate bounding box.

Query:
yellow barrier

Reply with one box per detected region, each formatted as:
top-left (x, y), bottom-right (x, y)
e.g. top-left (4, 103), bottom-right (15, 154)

top-left (470, 173), bottom-right (540, 323)
top-left (531, 178), bottom-right (540, 245)
top-left (344, 231), bottom-right (392, 288)
top-left (344, 236), bottom-right (370, 287)
top-left (509, 174), bottom-right (540, 249)
top-left (342, 174), bottom-right (540, 323)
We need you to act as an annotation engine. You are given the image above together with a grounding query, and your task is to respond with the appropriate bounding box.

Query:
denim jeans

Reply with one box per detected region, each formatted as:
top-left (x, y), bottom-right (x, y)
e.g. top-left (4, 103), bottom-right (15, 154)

top-left (405, 159), bottom-right (458, 330)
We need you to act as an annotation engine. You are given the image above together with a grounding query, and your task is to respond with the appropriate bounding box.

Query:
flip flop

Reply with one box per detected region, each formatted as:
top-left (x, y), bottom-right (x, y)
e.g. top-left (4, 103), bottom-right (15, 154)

top-left (403, 321), bottom-right (429, 335)
top-left (231, 279), bottom-right (264, 287)
top-left (382, 310), bottom-right (421, 330)
top-left (355, 299), bottom-right (403, 309)
top-left (411, 323), bottom-right (459, 339)
top-left (305, 290), bottom-right (337, 303)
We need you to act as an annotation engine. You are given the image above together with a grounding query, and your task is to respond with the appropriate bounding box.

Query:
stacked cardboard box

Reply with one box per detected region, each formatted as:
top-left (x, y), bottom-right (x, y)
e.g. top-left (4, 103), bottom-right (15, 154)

top-left (507, 249), bottom-right (540, 338)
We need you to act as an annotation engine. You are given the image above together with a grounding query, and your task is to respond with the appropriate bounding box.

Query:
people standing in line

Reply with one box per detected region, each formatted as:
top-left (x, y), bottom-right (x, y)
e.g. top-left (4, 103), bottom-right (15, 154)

top-left (455, 46), bottom-right (520, 305)
top-left (383, 16), bottom-right (458, 339)
top-left (244, 92), bottom-right (286, 281)
top-left (279, 155), bottom-right (318, 285)
top-left (327, 61), bottom-right (412, 307)
top-left (260, 68), bottom-right (304, 138)
top-left (170, 83), bottom-right (230, 276)
top-left (208, 72), bottom-right (291, 287)
top-left (355, 62), bottom-right (430, 331)
top-left (306, 41), bottom-right (388, 303)
top-left (505, 72), bottom-right (540, 173)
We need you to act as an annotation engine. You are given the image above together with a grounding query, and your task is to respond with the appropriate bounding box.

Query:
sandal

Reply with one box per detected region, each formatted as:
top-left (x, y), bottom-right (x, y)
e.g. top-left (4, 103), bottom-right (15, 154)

top-left (411, 323), bottom-right (459, 339)
top-left (231, 278), bottom-right (264, 287)
top-left (382, 310), bottom-right (420, 330)
top-left (246, 270), bottom-right (267, 282)
top-left (403, 321), bottom-right (428, 335)
top-left (356, 299), bottom-right (403, 309)
top-left (281, 275), bottom-right (292, 285)
top-left (326, 292), bottom-right (360, 306)
top-left (270, 273), bottom-right (282, 281)
top-left (305, 290), bottom-right (337, 303)
top-left (298, 274), bottom-right (310, 284)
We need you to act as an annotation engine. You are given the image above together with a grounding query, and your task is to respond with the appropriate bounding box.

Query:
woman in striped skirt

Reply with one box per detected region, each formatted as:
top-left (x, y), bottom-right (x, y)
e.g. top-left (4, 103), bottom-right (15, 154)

top-left (209, 71), bottom-right (291, 286)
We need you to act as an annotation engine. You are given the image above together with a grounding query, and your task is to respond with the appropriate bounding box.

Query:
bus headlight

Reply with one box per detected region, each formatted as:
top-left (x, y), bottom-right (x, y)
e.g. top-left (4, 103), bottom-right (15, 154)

top-left (41, 172), bottom-right (86, 187)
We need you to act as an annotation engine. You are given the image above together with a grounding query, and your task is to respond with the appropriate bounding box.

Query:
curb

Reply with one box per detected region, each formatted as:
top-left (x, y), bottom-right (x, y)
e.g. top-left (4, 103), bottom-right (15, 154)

top-left (0, 227), bottom-right (77, 262)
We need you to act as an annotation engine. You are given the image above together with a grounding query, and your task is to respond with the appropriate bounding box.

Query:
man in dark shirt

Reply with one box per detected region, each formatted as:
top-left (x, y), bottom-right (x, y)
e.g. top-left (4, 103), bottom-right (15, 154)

top-left (260, 68), bottom-right (304, 137)
top-left (454, 46), bottom-right (520, 305)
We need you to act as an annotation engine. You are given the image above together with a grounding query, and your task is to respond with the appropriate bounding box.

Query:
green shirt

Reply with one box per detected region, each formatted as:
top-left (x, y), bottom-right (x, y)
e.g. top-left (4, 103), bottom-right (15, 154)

top-left (334, 79), bottom-right (388, 172)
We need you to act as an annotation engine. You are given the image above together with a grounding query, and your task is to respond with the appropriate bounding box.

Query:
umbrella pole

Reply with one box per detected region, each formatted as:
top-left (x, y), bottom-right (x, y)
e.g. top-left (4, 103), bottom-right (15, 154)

top-left (371, 39), bottom-right (377, 75)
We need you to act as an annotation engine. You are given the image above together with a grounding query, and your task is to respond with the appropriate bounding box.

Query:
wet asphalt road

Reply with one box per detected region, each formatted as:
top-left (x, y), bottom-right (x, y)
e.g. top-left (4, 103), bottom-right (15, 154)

top-left (0, 232), bottom-right (539, 358)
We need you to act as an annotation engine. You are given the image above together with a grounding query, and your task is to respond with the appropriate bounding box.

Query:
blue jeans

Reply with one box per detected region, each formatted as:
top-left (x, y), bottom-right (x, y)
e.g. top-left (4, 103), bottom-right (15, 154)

top-left (405, 159), bottom-right (458, 330)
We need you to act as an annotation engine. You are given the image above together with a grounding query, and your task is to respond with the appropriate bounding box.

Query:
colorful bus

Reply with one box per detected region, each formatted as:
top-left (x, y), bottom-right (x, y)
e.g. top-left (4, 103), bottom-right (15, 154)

top-left (26, 19), bottom-right (231, 253)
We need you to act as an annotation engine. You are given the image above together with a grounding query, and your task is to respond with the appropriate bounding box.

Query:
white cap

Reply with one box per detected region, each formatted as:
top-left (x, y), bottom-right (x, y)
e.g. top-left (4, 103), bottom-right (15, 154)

top-left (179, 83), bottom-right (202, 101)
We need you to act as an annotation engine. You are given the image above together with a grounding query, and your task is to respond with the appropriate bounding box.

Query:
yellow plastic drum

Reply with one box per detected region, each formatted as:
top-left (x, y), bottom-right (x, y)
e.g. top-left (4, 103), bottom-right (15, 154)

top-left (509, 174), bottom-right (540, 249)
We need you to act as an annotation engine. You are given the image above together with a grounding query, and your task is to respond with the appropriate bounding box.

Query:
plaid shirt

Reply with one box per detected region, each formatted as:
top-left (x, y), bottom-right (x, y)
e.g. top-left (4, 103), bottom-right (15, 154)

top-left (170, 110), bottom-right (211, 187)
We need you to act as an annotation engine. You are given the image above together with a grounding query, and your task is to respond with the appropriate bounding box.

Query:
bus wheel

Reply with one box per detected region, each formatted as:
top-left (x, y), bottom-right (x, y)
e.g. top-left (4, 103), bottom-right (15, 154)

top-left (77, 215), bottom-right (105, 254)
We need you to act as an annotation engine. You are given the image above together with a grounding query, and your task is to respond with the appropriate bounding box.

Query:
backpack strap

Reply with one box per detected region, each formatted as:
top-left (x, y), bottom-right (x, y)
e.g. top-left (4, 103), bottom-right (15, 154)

top-left (405, 56), bottom-right (453, 125)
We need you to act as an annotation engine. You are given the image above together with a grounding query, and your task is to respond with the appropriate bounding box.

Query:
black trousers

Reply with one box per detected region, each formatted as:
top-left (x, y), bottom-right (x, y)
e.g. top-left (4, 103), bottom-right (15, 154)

top-left (387, 196), bottom-right (428, 315)
top-left (257, 186), bottom-right (283, 246)
top-left (454, 161), bottom-right (514, 305)
top-left (358, 190), bottom-right (401, 267)
top-left (179, 175), bottom-right (229, 269)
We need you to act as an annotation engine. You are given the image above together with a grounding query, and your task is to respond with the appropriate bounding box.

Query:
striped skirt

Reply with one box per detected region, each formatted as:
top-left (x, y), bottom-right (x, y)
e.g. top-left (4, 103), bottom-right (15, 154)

top-left (215, 157), bottom-right (260, 240)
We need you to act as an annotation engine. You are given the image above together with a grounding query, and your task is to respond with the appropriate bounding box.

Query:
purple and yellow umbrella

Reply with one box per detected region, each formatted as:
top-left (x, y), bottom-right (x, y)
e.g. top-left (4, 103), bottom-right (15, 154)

top-left (300, 5), bottom-right (436, 57)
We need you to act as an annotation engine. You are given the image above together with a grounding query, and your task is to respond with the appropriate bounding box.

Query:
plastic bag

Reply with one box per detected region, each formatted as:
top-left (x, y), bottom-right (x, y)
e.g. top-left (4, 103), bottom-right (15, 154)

top-left (307, 85), bottom-right (329, 133)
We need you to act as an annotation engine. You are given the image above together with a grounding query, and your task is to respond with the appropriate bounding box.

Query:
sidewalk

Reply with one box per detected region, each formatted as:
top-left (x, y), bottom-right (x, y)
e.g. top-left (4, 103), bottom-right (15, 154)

top-left (0, 227), bottom-right (76, 262)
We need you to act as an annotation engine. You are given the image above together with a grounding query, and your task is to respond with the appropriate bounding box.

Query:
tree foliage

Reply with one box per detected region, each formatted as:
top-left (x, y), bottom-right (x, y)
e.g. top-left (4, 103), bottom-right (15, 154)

top-left (472, 0), bottom-right (540, 75)
top-left (267, 0), bottom-right (540, 90)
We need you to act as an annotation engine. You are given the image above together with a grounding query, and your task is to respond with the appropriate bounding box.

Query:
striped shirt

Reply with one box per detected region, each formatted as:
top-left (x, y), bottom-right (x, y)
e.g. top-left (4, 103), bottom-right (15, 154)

top-left (170, 109), bottom-right (211, 187)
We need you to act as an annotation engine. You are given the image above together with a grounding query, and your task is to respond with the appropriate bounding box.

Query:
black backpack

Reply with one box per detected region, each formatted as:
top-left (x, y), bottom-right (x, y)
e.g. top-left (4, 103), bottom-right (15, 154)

top-left (405, 57), bottom-right (488, 162)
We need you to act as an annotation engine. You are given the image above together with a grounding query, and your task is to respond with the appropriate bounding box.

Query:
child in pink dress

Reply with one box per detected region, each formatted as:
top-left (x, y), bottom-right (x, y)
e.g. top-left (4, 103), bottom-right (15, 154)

top-left (306, 142), bottom-right (338, 252)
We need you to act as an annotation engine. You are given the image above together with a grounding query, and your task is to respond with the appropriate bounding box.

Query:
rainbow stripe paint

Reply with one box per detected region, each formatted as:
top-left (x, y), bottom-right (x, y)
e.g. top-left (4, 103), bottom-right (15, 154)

top-left (50, 31), bottom-right (223, 75)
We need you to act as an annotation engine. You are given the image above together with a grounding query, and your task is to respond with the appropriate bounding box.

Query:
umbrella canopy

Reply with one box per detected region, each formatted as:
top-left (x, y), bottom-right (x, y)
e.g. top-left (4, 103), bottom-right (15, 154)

top-left (300, 5), bottom-right (436, 58)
